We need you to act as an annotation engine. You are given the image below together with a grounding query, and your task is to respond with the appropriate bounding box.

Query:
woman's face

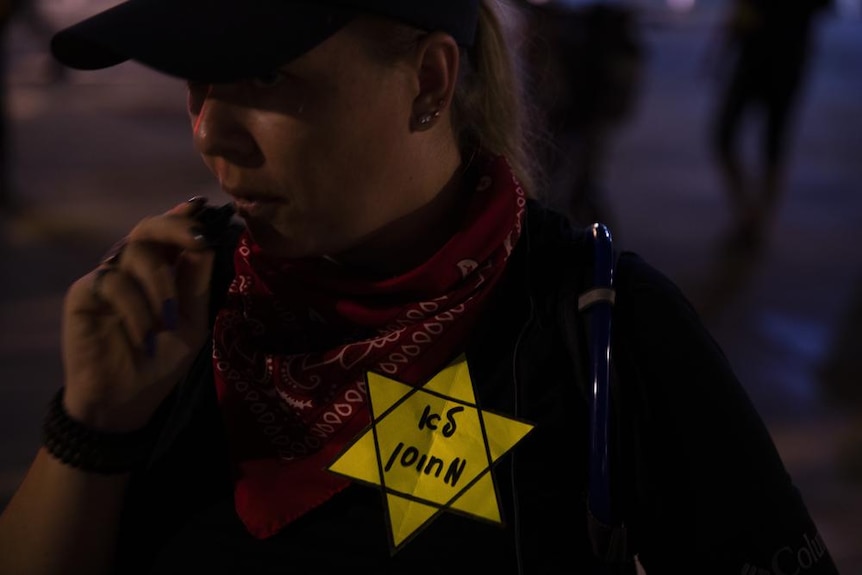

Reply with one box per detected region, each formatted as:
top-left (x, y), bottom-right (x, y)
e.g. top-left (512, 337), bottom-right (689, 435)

top-left (188, 20), bottom-right (435, 259)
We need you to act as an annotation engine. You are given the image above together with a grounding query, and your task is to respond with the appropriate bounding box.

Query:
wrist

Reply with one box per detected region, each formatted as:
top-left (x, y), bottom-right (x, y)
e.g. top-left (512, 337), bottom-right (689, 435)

top-left (62, 393), bottom-right (149, 434)
top-left (42, 388), bottom-right (162, 475)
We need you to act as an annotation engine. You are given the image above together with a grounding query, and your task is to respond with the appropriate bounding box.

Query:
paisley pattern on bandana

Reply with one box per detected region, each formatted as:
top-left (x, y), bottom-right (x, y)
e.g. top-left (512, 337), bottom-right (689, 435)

top-left (212, 155), bottom-right (527, 539)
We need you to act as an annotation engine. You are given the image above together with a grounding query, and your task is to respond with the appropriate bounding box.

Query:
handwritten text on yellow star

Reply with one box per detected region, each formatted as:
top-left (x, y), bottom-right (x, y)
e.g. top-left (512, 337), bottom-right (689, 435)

top-left (327, 356), bottom-right (534, 551)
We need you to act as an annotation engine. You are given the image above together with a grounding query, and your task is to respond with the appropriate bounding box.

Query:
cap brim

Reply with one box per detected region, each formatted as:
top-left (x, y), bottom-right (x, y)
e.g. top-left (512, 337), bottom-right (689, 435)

top-left (50, 0), bottom-right (356, 83)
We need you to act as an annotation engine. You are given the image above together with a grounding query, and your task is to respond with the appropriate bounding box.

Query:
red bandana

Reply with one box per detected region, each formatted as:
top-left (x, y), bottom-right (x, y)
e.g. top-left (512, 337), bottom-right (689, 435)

top-left (212, 155), bottom-right (527, 538)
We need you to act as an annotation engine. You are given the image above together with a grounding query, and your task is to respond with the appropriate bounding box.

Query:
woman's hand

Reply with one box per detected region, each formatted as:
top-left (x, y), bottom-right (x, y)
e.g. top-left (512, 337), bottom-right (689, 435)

top-left (60, 198), bottom-right (218, 432)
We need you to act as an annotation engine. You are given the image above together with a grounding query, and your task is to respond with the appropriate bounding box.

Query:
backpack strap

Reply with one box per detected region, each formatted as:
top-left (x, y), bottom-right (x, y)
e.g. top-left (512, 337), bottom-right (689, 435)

top-left (581, 225), bottom-right (618, 524)
top-left (560, 223), bottom-right (635, 573)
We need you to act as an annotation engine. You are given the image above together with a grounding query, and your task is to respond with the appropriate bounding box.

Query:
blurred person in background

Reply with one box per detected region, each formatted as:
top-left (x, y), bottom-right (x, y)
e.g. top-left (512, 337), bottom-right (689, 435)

top-left (0, 0), bottom-right (841, 573)
top-left (708, 0), bottom-right (835, 249)
top-left (520, 0), bottom-right (645, 233)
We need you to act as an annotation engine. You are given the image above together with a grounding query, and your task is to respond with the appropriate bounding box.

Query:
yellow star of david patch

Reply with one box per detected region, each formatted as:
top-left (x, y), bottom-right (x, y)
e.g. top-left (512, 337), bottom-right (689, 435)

top-left (326, 354), bottom-right (535, 552)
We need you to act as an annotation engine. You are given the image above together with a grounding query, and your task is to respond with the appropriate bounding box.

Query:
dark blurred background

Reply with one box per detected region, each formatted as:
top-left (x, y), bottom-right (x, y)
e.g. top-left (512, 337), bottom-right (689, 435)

top-left (0, 0), bottom-right (860, 569)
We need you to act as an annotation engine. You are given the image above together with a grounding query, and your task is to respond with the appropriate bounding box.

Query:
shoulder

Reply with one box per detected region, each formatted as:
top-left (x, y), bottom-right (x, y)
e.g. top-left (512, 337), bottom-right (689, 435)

top-left (612, 251), bottom-right (711, 341)
top-left (523, 199), bottom-right (589, 248)
top-left (615, 252), bottom-right (692, 306)
top-left (517, 201), bottom-right (696, 319)
top-left (519, 199), bottom-right (592, 289)
top-left (609, 251), bottom-right (745, 423)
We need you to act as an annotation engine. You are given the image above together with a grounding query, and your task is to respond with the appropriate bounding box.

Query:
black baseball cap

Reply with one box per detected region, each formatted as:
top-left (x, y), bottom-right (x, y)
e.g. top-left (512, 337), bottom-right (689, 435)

top-left (50, 0), bottom-right (481, 83)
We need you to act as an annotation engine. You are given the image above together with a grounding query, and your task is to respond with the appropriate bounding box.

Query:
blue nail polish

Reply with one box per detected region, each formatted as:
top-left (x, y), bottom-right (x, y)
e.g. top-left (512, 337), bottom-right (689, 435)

top-left (163, 299), bottom-right (179, 331)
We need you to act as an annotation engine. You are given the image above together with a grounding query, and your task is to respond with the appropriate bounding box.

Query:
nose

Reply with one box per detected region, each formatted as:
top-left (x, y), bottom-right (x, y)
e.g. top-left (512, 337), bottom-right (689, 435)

top-left (189, 83), bottom-right (262, 167)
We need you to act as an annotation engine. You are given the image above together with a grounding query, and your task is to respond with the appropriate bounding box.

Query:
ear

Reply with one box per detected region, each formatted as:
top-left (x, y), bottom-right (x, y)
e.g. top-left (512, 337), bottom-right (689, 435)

top-left (409, 32), bottom-right (460, 132)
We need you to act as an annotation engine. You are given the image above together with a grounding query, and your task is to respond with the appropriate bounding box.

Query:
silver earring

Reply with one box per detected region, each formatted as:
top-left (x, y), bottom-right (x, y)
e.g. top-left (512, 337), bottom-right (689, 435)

top-left (418, 109), bottom-right (441, 126)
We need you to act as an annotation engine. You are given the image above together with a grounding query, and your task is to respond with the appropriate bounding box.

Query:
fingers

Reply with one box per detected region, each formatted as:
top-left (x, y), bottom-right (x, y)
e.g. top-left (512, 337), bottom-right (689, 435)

top-left (74, 197), bottom-right (222, 354)
top-left (174, 248), bottom-right (216, 330)
top-left (87, 265), bottom-right (160, 355)
top-left (115, 241), bottom-right (178, 320)
top-left (127, 200), bottom-right (214, 251)
top-left (168, 195), bottom-right (208, 217)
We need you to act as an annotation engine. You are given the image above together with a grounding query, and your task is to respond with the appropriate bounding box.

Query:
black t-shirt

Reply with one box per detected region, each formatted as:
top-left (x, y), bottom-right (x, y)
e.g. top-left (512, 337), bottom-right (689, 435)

top-left (112, 203), bottom-right (839, 574)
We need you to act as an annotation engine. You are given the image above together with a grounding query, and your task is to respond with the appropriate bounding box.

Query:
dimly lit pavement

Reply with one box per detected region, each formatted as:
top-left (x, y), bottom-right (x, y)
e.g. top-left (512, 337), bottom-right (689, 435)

top-left (1, 2), bottom-right (860, 571)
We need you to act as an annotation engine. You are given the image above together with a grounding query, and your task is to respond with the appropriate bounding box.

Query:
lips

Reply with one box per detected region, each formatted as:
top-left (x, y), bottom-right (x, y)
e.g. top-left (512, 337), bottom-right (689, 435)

top-left (233, 196), bottom-right (279, 208)
top-left (223, 188), bottom-right (284, 218)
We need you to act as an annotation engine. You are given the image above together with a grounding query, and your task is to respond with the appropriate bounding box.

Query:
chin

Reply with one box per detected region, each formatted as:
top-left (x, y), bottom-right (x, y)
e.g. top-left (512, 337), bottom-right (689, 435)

top-left (243, 221), bottom-right (292, 257)
top-left (243, 219), bottom-right (325, 259)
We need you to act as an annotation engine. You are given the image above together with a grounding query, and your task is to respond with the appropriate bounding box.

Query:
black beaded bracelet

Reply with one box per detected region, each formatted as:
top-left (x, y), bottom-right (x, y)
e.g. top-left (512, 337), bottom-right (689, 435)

top-left (41, 388), bottom-right (159, 475)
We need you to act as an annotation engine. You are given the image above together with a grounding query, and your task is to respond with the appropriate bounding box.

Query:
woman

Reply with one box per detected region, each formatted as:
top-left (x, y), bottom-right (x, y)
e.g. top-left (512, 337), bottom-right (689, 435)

top-left (0, 1), bottom-right (840, 573)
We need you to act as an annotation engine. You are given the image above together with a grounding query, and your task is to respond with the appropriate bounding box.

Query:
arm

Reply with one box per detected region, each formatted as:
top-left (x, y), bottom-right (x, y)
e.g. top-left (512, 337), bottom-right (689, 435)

top-left (0, 450), bottom-right (130, 575)
top-left (0, 198), bottom-right (218, 575)
top-left (612, 252), bottom-right (839, 574)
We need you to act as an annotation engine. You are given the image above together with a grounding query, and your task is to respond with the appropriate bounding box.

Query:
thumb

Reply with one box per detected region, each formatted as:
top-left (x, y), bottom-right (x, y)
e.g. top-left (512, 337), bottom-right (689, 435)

top-left (175, 248), bottom-right (217, 333)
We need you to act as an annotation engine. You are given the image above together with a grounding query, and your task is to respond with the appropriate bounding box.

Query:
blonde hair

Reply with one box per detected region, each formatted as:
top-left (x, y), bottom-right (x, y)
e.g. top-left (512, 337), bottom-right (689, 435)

top-left (452, 0), bottom-right (544, 198)
top-left (363, 0), bottom-right (545, 199)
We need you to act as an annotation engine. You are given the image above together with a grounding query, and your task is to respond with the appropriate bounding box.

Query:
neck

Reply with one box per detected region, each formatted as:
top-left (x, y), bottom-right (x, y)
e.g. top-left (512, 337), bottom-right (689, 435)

top-left (328, 147), bottom-right (470, 278)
